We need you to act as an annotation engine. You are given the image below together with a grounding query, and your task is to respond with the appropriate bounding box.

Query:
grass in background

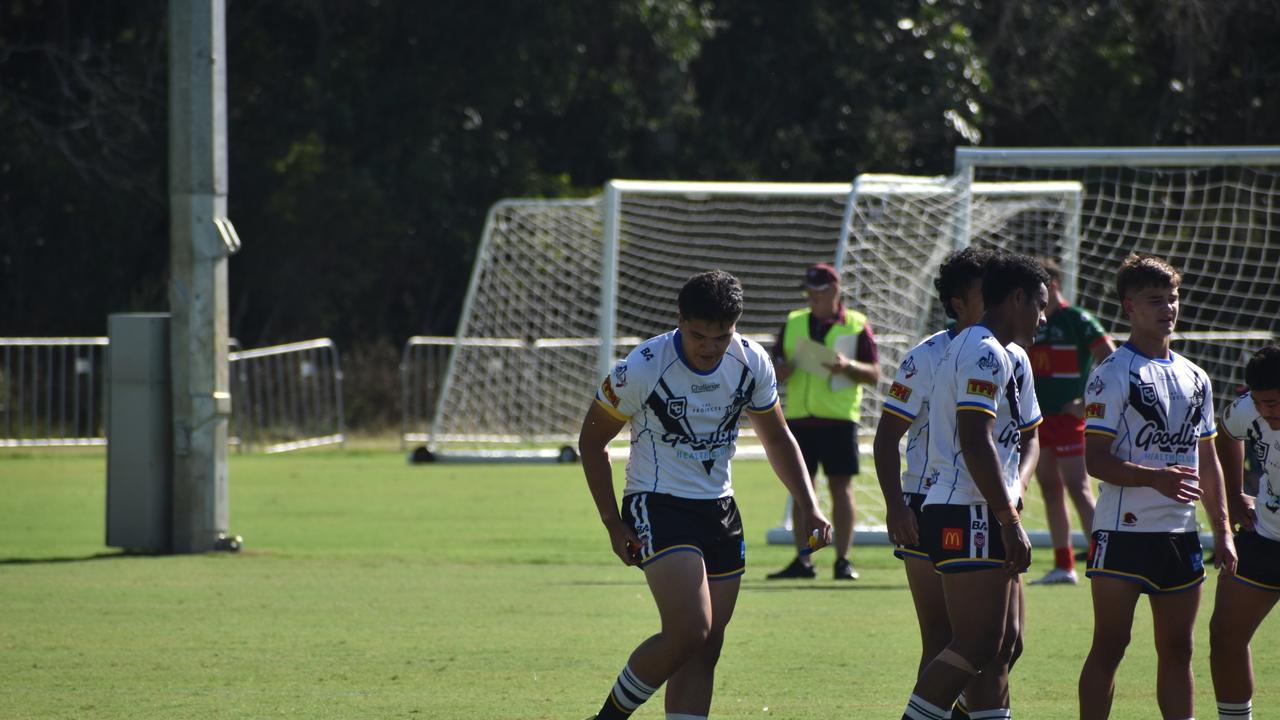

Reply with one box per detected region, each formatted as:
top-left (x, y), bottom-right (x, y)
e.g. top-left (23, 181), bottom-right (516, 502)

top-left (1, 448), bottom-right (1274, 718)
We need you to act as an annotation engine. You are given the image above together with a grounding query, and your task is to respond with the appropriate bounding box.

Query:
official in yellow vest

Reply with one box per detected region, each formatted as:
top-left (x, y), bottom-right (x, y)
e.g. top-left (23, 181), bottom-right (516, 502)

top-left (767, 263), bottom-right (880, 580)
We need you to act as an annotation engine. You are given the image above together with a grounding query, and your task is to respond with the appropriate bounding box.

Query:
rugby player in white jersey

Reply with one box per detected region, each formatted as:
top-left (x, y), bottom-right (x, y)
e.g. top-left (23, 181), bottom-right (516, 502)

top-left (1077, 253), bottom-right (1236, 720)
top-left (901, 251), bottom-right (1047, 720)
top-left (874, 246), bottom-right (991, 684)
top-left (1210, 345), bottom-right (1280, 720)
top-left (579, 270), bottom-right (833, 720)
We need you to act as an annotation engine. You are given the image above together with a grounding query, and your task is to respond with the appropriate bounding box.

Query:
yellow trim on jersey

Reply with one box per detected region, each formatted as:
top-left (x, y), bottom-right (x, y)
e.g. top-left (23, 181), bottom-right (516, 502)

top-left (1020, 416), bottom-right (1045, 433)
top-left (746, 397), bottom-right (780, 414)
top-left (956, 404), bottom-right (997, 418)
top-left (594, 397), bottom-right (630, 422)
top-left (1200, 430), bottom-right (1219, 441)
top-left (881, 405), bottom-right (915, 424)
top-left (1084, 427), bottom-right (1118, 438)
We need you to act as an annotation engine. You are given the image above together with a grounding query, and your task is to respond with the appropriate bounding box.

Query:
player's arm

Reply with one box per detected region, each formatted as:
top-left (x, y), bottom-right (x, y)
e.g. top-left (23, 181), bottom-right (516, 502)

top-left (873, 411), bottom-right (917, 546)
top-left (956, 409), bottom-right (1030, 573)
top-left (578, 401), bottom-right (641, 565)
top-left (1198, 435), bottom-right (1237, 573)
top-left (1089, 336), bottom-right (1117, 364)
top-left (1083, 433), bottom-right (1202, 502)
top-left (751, 403), bottom-right (833, 547)
top-left (1215, 430), bottom-right (1256, 531)
top-left (1017, 427), bottom-right (1040, 494)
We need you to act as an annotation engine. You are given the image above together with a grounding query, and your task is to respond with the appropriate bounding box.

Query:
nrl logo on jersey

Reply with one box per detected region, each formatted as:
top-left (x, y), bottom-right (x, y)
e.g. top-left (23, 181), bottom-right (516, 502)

top-left (613, 362), bottom-right (628, 388)
top-left (1087, 375), bottom-right (1106, 396)
top-left (977, 351), bottom-right (999, 373)
top-left (901, 356), bottom-right (918, 379)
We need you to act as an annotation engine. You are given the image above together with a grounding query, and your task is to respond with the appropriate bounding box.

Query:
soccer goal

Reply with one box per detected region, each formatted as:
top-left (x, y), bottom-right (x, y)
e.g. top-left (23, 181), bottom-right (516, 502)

top-left (955, 146), bottom-right (1280, 397)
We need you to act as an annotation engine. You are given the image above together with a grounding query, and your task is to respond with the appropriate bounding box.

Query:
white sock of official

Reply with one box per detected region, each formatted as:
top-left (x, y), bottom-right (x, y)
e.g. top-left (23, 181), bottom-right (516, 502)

top-left (904, 694), bottom-right (953, 720)
top-left (1218, 699), bottom-right (1251, 719)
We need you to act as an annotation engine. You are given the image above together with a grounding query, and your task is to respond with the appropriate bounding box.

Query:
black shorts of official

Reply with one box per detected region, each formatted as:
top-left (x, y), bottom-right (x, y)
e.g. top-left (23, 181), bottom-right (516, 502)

top-left (1231, 531), bottom-right (1280, 592)
top-left (921, 503), bottom-right (1017, 573)
top-left (894, 492), bottom-right (930, 561)
top-left (789, 422), bottom-right (860, 478)
top-left (1084, 530), bottom-right (1204, 594)
top-left (621, 492), bottom-right (745, 581)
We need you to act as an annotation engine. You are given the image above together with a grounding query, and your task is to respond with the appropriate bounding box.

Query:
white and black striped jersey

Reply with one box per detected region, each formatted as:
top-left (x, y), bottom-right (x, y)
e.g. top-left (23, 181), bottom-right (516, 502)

top-left (594, 329), bottom-right (779, 499)
top-left (881, 328), bottom-right (955, 495)
top-left (922, 325), bottom-right (1042, 508)
top-left (1084, 342), bottom-right (1217, 533)
top-left (1220, 393), bottom-right (1280, 541)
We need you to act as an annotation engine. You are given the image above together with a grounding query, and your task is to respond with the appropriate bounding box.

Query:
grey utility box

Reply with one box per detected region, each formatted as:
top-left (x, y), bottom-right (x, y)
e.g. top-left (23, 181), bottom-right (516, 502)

top-left (106, 313), bottom-right (173, 552)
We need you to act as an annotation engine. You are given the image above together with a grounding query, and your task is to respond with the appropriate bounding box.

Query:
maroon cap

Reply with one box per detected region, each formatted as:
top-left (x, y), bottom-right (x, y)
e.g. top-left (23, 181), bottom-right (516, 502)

top-left (804, 263), bottom-right (839, 290)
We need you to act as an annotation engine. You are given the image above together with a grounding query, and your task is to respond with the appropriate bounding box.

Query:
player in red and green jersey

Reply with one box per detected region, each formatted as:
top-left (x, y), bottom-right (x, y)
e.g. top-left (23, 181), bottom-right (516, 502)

top-left (1027, 258), bottom-right (1116, 585)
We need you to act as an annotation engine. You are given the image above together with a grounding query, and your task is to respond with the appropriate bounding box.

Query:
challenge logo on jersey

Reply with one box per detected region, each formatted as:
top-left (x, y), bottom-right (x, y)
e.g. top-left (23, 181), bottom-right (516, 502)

top-left (889, 382), bottom-right (913, 403)
top-left (966, 378), bottom-right (997, 400)
top-left (1085, 402), bottom-right (1106, 419)
top-left (602, 378), bottom-right (620, 406)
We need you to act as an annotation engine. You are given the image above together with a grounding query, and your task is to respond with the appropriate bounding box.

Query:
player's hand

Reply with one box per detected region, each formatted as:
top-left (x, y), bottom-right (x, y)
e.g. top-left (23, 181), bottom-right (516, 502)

top-left (1214, 531), bottom-right (1239, 576)
top-left (1149, 465), bottom-right (1202, 504)
top-left (886, 501), bottom-right (919, 547)
top-left (604, 518), bottom-right (643, 567)
top-left (1229, 492), bottom-right (1258, 533)
top-left (1000, 519), bottom-right (1032, 576)
top-left (801, 509), bottom-right (834, 551)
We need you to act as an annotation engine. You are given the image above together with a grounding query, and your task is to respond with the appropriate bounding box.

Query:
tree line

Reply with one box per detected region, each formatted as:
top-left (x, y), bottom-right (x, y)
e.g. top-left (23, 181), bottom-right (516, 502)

top-left (2, 0), bottom-right (1277, 425)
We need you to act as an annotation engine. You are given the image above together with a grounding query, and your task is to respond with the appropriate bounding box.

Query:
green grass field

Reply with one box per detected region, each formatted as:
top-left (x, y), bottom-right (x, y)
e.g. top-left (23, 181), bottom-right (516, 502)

top-left (2, 448), bottom-right (1276, 719)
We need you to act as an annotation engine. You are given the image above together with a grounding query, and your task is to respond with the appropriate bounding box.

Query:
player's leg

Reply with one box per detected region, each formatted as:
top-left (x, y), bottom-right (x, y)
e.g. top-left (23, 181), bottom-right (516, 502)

top-left (1078, 576), bottom-right (1142, 719)
top-left (904, 568), bottom-right (1012, 717)
top-left (664, 576), bottom-right (740, 717)
top-left (1058, 452), bottom-right (1095, 554)
top-left (1149, 585), bottom-right (1201, 719)
top-left (1032, 439), bottom-right (1076, 585)
top-left (904, 554), bottom-right (951, 677)
top-left (594, 551), bottom-right (712, 719)
top-left (1210, 574), bottom-right (1277, 719)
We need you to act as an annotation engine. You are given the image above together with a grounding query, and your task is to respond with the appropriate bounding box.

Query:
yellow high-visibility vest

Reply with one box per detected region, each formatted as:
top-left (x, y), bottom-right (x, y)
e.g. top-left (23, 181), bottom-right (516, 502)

top-left (781, 308), bottom-right (865, 422)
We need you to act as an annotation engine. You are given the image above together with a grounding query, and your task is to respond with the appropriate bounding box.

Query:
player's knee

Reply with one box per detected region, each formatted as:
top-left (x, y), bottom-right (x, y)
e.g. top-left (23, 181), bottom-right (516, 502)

top-left (1090, 631), bottom-right (1130, 665)
top-left (1005, 632), bottom-right (1025, 670)
top-left (936, 647), bottom-right (982, 676)
top-left (920, 623), bottom-right (952, 660)
top-left (1154, 632), bottom-right (1194, 664)
top-left (1209, 610), bottom-right (1247, 649)
top-left (662, 614), bottom-right (712, 651)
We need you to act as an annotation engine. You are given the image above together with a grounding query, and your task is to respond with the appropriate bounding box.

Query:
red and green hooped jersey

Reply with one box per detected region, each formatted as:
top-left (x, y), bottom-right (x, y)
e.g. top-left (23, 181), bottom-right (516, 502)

top-left (1028, 304), bottom-right (1110, 415)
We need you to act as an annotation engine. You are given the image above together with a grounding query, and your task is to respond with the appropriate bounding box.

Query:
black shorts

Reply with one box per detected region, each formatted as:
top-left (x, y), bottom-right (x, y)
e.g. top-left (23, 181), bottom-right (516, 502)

top-left (1232, 531), bottom-right (1280, 592)
top-left (894, 492), bottom-right (930, 561)
top-left (921, 503), bottom-right (1018, 573)
top-left (790, 422), bottom-right (860, 477)
top-left (621, 492), bottom-right (745, 581)
top-left (1084, 530), bottom-right (1204, 594)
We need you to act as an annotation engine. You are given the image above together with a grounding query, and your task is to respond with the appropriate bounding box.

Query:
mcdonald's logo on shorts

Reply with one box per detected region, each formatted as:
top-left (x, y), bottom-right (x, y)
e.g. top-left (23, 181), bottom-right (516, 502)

top-left (942, 527), bottom-right (963, 551)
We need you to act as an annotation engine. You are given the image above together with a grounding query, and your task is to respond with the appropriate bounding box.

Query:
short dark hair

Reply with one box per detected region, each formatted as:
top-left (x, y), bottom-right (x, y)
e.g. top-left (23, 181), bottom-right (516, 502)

top-left (1245, 345), bottom-right (1280, 392)
top-left (982, 251), bottom-right (1049, 307)
top-left (935, 246), bottom-right (992, 320)
top-left (678, 270), bottom-right (744, 325)
top-left (1116, 253), bottom-right (1181, 300)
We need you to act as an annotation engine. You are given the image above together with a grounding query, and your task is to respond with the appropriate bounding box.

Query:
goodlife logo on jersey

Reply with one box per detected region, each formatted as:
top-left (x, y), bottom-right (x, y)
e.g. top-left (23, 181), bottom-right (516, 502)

top-left (1128, 371), bottom-right (1205, 456)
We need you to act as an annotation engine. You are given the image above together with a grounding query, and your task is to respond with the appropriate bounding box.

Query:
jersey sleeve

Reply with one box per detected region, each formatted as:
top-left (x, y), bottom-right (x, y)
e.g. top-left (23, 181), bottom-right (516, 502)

top-left (955, 342), bottom-right (1002, 417)
top-left (1083, 359), bottom-right (1124, 438)
top-left (1220, 395), bottom-right (1250, 441)
top-left (594, 349), bottom-right (650, 421)
top-left (1012, 348), bottom-right (1043, 431)
top-left (882, 343), bottom-right (931, 423)
top-left (1197, 370), bottom-right (1218, 440)
top-left (744, 337), bottom-right (780, 413)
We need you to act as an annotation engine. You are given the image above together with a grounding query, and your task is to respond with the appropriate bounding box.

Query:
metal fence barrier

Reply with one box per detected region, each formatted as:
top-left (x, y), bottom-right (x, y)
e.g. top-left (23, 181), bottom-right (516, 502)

top-left (399, 336), bottom-right (454, 448)
top-left (229, 338), bottom-right (345, 453)
top-left (1, 336), bottom-right (344, 453)
top-left (0, 337), bottom-right (110, 447)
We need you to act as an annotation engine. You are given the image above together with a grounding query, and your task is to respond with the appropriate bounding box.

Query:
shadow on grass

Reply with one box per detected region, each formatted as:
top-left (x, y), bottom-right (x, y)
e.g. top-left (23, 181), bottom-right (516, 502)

top-left (0, 550), bottom-right (151, 565)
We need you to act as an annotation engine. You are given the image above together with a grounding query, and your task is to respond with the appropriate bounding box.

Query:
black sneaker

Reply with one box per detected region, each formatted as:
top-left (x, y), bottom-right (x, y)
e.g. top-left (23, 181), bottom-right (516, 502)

top-left (834, 558), bottom-right (859, 580)
top-left (766, 557), bottom-right (816, 579)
